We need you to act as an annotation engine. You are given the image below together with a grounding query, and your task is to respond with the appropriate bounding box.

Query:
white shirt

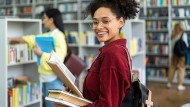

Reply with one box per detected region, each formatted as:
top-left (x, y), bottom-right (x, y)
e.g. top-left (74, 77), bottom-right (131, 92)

top-left (40, 28), bottom-right (61, 83)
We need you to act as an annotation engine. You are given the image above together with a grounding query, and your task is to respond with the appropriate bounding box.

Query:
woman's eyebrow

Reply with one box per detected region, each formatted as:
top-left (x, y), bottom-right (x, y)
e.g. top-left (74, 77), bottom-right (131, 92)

top-left (92, 17), bottom-right (110, 20)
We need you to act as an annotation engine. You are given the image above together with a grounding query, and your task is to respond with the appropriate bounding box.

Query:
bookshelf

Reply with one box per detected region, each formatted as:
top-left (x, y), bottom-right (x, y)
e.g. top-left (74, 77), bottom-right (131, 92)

top-left (170, 0), bottom-right (190, 84)
top-left (143, 0), bottom-right (190, 84)
top-left (143, 0), bottom-right (170, 83)
top-left (0, 18), bottom-right (42, 107)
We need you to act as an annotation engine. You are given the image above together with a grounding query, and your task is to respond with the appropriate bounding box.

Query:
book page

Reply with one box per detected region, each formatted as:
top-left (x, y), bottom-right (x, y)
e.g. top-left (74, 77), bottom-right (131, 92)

top-left (47, 51), bottom-right (83, 97)
top-left (49, 51), bottom-right (76, 83)
top-left (45, 97), bottom-right (79, 107)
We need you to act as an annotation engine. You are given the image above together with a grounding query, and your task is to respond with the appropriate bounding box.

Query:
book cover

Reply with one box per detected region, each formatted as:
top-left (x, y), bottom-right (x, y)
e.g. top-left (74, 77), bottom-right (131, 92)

top-left (35, 36), bottom-right (55, 66)
top-left (47, 90), bottom-right (92, 106)
top-left (46, 51), bottom-right (82, 97)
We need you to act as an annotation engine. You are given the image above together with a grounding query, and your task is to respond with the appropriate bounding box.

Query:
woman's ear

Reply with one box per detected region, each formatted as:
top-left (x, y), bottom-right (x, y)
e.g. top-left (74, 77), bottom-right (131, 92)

top-left (118, 17), bottom-right (124, 29)
top-left (50, 18), bottom-right (54, 24)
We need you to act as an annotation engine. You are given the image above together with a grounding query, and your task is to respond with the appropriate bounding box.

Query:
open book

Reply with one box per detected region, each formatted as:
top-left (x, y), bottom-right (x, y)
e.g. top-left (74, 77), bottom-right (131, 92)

top-left (46, 51), bottom-right (92, 106)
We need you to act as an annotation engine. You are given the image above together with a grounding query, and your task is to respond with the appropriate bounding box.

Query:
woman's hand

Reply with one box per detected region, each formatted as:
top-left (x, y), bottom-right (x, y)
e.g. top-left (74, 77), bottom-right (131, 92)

top-left (8, 37), bottom-right (20, 44)
top-left (8, 37), bottom-right (25, 44)
top-left (34, 44), bottom-right (43, 56)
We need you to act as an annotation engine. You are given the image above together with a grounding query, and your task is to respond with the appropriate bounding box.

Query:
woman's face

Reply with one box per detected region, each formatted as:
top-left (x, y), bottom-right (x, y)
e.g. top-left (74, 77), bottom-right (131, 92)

top-left (92, 7), bottom-right (124, 44)
top-left (43, 14), bottom-right (53, 29)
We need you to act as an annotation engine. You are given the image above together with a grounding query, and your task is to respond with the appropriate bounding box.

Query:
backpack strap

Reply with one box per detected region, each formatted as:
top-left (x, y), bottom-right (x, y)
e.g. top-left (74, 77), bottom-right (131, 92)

top-left (117, 45), bottom-right (154, 107)
top-left (115, 45), bottom-right (133, 83)
top-left (180, 31), bottom-right (184, 39)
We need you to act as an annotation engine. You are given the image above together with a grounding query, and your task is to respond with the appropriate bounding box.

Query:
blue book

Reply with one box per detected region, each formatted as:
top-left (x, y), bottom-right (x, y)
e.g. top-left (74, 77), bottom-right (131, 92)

top-left (35, 36), bottom-right (55, 66)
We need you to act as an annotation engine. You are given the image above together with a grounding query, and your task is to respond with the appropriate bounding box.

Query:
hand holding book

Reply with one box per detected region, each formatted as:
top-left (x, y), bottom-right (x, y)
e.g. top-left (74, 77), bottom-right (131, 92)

top-left (65, 86), bottom-right (74, 94)
top-left (33, 44), bottom-right (43, 56)
top-left (45, 51), bottom-right (92, 106)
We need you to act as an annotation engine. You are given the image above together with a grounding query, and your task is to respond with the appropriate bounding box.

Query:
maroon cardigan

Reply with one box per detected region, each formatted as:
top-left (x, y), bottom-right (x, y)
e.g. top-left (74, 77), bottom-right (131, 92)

top-left (83, 39), bottom-right (131, 107)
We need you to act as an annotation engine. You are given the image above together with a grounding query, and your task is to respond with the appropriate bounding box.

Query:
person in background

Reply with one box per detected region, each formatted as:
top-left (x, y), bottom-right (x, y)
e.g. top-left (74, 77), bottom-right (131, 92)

top-left (54, 0), bottom-right (139, 106)
top-left (9, 8), bottom-right (67, 107)
top-left (167, 22), bottom-right (188, 91)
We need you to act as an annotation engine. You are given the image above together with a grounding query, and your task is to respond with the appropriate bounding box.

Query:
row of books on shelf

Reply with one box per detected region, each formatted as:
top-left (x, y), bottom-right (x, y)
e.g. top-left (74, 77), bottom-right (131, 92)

top-left (146, 0), bottom-right (169, 7)
top-left (58, 3), bottom-right (78, 12)
top-left (80, 2), bottom-right (90, 12)
top-left (15, 0), bottom-right (32, 4)
top-left (119, 32), bottom-right (143, 55)
top-left (146, 21), bottom-right (168, 30)
top-left (147, 68), bottom-right (167, 78)
top-left (146, 45), bottom-right (169, 55)
top-left (171, 0), bottom-right (190, 6)
top-left (147, 68), bottom-right (190, 79)
top-left (0, 7), bottom-right (32, 17)
top-left (147, 8), bottom-right (168, 18)
top-left (172, 8), bottom-right (190, 18)
top-left (0, 0), bottom-right (32, 5)
top-left (0, 8), bottom-right (13, 16)
top-left (146, 57), bottom-right (169, 66)
top-left (80, 31), bottom-right (101, 45)
top-left (130, 37), bottom-right (143, 55)
top-left (62, 13), bottom-right (77, 20)
top-left (8, 76), bottom-right (40, 107)
top-left (0, 0), bottom-right (11, 5)
top-left (15, 6), bottom-right (32, 15)
top-left (7, 43), bottom-right (36, 64)
top-left (65, 31), bottom-right (79, 44)
top-left (65, 31), bottom-right (101, 45)
top-left (146, 33), bottom-right (169, 42)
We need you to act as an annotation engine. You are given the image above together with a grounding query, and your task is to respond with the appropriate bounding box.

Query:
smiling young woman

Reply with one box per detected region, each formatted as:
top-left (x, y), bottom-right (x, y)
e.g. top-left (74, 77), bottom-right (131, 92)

top-left (80, 0), bottom-right (139, 107)
top-left (53, 0), bottom-right (139, 107)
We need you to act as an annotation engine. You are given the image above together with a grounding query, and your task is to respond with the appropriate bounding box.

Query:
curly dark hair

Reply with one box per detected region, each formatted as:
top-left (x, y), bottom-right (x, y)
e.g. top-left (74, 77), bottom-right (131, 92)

top-left (86, 0), bottom-right (139, 20)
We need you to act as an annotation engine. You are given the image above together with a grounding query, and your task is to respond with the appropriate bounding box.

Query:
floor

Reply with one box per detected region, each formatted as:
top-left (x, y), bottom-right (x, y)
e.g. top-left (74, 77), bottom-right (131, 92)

top-left (147, 82), bottom-right (190, 107)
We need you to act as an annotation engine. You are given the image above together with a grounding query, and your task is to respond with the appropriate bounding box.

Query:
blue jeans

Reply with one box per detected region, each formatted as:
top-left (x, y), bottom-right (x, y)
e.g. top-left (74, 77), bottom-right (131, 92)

top-left (42, 78), bottom-right (65, 107)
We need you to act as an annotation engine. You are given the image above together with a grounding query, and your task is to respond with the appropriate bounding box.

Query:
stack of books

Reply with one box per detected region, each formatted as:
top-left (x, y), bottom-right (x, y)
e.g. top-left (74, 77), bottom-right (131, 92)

top-left (45, 51), bottom-right (92, 107)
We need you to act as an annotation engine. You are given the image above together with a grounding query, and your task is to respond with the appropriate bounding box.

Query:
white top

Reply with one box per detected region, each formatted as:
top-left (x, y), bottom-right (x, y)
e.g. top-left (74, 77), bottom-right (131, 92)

top-left (40, 28), bottom-right (60, 83)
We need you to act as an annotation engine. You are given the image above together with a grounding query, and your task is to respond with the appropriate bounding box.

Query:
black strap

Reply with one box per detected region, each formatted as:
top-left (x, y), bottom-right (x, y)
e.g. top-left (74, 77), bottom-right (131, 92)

top-left (180, 31), bottom-right (184, 39)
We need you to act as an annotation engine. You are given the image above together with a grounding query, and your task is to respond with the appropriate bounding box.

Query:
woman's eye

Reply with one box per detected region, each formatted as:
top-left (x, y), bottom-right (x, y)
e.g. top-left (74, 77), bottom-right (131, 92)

top-left (93, 21), bottom-right (98, 25)
top-left (102, 20), bottom-right (110, 24)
